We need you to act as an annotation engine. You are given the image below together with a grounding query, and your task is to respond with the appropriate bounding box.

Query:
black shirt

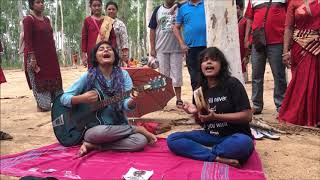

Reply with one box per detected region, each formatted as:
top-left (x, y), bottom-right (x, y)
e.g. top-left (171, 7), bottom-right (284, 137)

top-left (202, 77), bottom-right (252, 138)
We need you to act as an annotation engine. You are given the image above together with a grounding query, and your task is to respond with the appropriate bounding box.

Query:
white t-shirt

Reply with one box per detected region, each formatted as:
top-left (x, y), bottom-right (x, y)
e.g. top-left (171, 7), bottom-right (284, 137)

top-left (148, 5), bottom-right (182, 53)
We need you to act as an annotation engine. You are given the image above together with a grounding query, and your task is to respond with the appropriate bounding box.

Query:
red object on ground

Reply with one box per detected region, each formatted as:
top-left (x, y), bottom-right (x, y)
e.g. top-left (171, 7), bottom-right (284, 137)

top-left (123, 67), bottom-right (175, 117)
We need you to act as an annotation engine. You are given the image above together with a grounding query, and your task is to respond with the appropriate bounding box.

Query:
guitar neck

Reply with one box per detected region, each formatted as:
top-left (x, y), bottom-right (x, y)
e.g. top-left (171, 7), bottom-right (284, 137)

top-left (91, 77), bottom-right (165, 111)
top-left (93, 90), bottom-right (132, 111)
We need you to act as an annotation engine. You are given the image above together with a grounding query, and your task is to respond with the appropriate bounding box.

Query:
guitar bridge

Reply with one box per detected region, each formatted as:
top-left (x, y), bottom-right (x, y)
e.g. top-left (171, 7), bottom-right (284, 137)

top-left (52, 114), bottom-right (64, 127)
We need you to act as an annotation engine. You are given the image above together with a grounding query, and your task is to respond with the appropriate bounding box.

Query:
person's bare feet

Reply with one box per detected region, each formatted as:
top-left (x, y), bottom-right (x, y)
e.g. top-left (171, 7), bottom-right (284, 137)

top-left (135, 126), bottom-right (157, 144)
top-left (215, 156), bottom-right (240, 168)
top-left (78, 142), bottom-right (99, 156)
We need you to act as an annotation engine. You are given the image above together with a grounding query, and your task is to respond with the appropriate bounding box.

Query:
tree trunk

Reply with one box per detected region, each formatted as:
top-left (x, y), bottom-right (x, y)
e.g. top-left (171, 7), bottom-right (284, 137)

top-left (120, 0), bottom-right (127, 24)
top-left (59, 0), bottom-right (66, 66)
top-left (137, 0), bottom-right (141, 60)
top-left (145, 0), bottom-right (153, 54)
top-left (54, 0), bottom-right (59, 42)
top-left (18, 0), bottom-right (24, 69)
top-left (85, 0), bottom-right (90, 16)
top-left (143, 11), bottom-right (147, 57)
top-left (204, 0), bottom-right (244, 84)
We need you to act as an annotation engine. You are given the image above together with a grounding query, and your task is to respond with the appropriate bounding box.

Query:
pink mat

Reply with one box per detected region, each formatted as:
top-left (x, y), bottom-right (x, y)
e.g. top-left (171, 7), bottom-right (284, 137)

top-left (1, 139), bottom-right (265, 180)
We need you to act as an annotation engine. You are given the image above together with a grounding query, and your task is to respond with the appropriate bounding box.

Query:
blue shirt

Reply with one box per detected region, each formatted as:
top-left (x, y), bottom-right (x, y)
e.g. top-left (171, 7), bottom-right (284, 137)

top-left (60, 69), bottom-right (133, 125)
top-left (176, 0), bottom-right (206, 47)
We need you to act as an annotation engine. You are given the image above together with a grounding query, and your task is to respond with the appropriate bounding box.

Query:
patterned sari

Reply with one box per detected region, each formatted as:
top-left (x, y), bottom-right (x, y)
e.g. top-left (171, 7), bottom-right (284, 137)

top-left (279, 0), bottom-right (320, 126)
top-left (95, 16), bottom-right (114, 44)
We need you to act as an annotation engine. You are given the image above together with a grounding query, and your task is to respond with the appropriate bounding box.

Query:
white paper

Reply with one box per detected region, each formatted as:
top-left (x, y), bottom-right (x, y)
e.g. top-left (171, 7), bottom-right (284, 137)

top-left (123, 167), bottom-right (153, 180)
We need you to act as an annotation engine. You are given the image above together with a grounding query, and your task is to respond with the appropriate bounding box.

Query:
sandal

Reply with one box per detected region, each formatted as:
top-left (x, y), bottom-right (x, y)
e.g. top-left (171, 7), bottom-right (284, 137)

top-left (0, 131), bottom-right (13, 140)
top-left (176, 100), bottom-right (184, 108)
top-left (37, 106), bottom-right (50, 112)
top-left (250, 127), bottom-right (264, 140)
top-left (259, 130), bottom-right (280, 140)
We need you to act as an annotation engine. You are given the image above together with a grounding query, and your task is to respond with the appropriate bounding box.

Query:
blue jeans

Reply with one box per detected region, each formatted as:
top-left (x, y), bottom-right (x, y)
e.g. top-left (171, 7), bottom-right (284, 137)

top-left (251, 44), bottom-right (287, 112)
top-left (167, 130), bottom-right (254, 163)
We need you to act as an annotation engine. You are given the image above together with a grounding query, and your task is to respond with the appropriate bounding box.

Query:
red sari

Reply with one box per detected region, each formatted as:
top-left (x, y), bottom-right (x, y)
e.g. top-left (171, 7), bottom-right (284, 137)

top-left (23, 15), bottom-right (62, 92)
top-left (81, 16), bottom-right (116, 68)
top-left (279, 0), bottom-right (320, 126)
top-left (0, 67), bottom-right (6, 84)
top-left (0, 42), bottom-right (5, 84)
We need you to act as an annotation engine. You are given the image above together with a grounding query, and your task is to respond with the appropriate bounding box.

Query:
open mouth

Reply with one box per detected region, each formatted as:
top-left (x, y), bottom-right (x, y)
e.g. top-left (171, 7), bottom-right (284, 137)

top-left (205, 65), bottom-right (214, 70)
top-left (103, 53), bottom-right (111, 58)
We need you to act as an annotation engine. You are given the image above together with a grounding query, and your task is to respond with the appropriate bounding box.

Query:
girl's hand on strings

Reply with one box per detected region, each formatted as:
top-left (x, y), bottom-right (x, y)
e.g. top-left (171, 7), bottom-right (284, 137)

top-left (198, 109), bottom-right (216, 123)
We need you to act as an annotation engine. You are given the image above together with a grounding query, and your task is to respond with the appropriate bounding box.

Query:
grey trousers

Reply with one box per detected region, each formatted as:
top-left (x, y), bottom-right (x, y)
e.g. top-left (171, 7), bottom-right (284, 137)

top-left (251, 44), bottom-right (287, 112)
top-left (84, 125), bottom-right (148, 152)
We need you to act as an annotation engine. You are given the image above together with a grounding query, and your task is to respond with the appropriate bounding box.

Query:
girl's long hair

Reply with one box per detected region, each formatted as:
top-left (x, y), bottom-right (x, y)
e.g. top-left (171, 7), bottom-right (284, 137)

top-left (198, 47), bottom-right (231, 90)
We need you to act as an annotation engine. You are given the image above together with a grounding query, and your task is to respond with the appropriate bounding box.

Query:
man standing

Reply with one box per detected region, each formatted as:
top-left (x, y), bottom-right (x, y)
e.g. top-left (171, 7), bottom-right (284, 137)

top-left (149, 0), bottom-right (184, 108)
top-left (173, 0), bottom-right (206, 93)
top-left (244, 0), bottom-right (287, 114)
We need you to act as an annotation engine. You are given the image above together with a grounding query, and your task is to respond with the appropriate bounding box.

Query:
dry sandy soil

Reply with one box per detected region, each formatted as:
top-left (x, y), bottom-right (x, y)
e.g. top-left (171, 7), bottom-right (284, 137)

top-left (1, 64), bottom-right (319, 180)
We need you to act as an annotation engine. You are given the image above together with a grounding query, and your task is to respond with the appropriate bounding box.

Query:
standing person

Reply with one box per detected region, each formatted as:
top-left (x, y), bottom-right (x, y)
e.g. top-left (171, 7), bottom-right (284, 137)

top-left (105, 1), bottom-right (129, 67)
top-left (173, 0), bottom-right (206, 93)
top-left (60, 41), bottom-right (157, 156)
top-left (149, 0), bottom-right (184, 108)
top-left (23, 0), bottom-right (63, 112)
top-left (72, 52), bottom-right (78, 68)
top-left (237, 0), bottom-right (249, 83)
top-left (167, 47), bottom-right (253, 167)
top-left (81, 0), bottom-right (116, 68)
top-left (0, 41), bottom-right (13, 140)
top-left (0, 40), bottom-right (6, 84)
top-left (279, 0), bottom-right (320, 127)
top-left (244, 0), bottom-right (288, 114)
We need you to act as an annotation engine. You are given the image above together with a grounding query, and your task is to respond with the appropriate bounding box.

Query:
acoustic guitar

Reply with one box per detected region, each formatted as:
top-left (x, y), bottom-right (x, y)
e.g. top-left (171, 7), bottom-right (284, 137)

top-left (51, 77), bottom-right (166, 147)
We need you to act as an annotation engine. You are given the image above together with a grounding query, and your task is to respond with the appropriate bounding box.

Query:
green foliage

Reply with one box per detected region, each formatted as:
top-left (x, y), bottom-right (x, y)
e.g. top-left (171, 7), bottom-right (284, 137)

top-left (0, 0), bottom-right (162, 68)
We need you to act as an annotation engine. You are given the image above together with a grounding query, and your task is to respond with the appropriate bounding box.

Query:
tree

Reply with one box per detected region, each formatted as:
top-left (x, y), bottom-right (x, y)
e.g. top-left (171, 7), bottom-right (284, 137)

top-left (0, 0), bottom-right (154, 68)
top-left (204, 0), bottom-right (244, 84)
top-left (145, 0), bottom-right (153, 54)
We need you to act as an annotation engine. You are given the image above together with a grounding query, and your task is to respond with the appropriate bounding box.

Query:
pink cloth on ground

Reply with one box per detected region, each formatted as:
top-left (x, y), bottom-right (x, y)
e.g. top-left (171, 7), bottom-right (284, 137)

top-left (0, 138), bottom-right (265, 180)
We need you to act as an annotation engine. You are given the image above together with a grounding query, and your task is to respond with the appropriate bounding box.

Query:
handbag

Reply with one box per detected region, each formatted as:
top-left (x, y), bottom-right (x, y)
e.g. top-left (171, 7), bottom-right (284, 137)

top-left (252, 0), bottom-right (272, 53)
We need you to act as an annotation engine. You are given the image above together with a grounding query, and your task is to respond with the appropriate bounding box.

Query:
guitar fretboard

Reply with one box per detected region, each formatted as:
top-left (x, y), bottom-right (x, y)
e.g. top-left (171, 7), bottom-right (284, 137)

top-left (89, 77), bottom-right (165, 112)
top-left (93, 90), bottom-right (132, 111)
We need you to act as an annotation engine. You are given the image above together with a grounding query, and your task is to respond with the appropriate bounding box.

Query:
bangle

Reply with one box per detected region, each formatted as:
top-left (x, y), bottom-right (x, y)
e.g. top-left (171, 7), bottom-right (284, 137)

top-left (282, 51), bottom-right (290, 57)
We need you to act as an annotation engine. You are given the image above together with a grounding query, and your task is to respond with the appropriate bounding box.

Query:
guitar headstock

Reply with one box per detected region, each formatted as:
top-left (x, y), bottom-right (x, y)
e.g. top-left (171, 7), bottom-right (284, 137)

top-left (136, 76), bottom-right (167, 92)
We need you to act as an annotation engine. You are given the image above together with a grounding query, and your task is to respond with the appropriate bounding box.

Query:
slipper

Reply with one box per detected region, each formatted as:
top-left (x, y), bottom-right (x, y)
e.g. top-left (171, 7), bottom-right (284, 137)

top-left (176, 100), bottom-right (184, 108)
top-left (250, 128), bottom-right (264, 140)
top-left (259, 129), bottom-right (280, 140)
top-left (0, 131), bottom-right (13, 140)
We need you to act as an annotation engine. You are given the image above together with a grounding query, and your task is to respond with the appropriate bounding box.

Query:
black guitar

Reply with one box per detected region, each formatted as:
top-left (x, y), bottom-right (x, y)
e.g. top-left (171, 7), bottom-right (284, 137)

top-left (51, 77), bottom-right (166, 147)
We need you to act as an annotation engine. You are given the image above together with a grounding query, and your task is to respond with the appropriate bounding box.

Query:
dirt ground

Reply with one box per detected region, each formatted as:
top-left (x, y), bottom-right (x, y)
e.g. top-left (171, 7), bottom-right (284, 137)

top-left (1, 64), bottom-right (319, 180)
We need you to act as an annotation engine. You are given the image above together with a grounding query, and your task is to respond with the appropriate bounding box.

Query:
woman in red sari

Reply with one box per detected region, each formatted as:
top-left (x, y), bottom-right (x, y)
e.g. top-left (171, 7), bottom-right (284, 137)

top-left (279, 0), bottom-right (320, 126)
top-left (0, 40), bottom-right (6, 84)
top-left (81, 0), bottom-right (116, 68)
top-left (23, 0), bottom-right (63, 112)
